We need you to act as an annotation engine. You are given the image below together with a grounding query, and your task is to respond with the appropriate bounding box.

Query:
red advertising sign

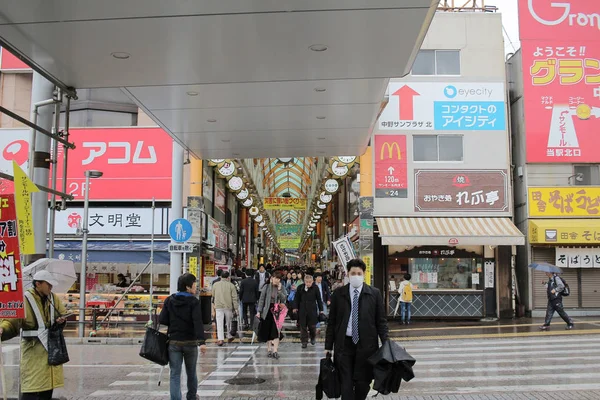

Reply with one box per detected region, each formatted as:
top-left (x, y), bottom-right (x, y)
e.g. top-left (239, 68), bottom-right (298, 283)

top-left (519, 1), bottom-right (600, 162)
top-left (55, 127), bottom-right (173, 200)
top-left (0, 48), bottom-right (31, 71)
top-left (0, 194), bottom-right (24, 319)
top-left (0, 129), bottom-right (30, 194)
top-left (374, 135), bottom-right (407, 198)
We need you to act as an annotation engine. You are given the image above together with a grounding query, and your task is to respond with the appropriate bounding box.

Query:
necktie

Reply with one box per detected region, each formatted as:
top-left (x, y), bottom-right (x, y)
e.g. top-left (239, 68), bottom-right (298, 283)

top-left (352, 288), bottom-right (359, 344)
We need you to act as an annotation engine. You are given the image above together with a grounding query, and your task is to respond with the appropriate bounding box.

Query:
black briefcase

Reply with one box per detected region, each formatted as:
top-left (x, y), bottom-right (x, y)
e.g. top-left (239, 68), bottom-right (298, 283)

top-left (139, 326), bottom-right (169, 366)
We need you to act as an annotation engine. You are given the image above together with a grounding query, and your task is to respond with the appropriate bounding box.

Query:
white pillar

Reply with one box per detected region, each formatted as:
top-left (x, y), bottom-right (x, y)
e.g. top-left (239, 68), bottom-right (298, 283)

top-left (169, 141), bottom-right (184, 293)
top-left (30, 73), bottom-right (55, 257)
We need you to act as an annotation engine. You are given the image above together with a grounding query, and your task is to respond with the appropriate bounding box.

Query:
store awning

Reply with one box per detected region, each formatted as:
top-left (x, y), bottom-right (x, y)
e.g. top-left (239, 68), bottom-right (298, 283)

top-left (529, 219), bottom-right (600, 244)
top-left (50, 241), bottom-right (171, 264)
top-left (376, 217), bottom-right (525, 246)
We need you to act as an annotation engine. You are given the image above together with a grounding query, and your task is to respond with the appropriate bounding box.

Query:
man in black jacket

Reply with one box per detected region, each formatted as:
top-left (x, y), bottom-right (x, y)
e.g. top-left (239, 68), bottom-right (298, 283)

top-left (159, 273), bottom-right (206, 400)
top-left (293, 273), bottom-right (324, 348)
top-left (254, 264), bottom-right (270, 290)
top-left (239, 269), bottom-right (259, 330)
top-left (325, 259), bottom-right (389, 400)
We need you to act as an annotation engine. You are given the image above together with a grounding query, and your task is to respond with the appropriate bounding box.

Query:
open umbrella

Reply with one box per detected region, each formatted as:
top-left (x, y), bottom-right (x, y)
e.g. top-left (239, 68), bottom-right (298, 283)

top-left (22, 258), bottom-right (77, 293)
top-left (528, 262), bottom-right (562, 274)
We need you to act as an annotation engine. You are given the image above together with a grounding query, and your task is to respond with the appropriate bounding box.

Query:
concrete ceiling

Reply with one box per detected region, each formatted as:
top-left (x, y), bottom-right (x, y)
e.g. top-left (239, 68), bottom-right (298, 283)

top-left (0, 0), bottom-right (437, 159)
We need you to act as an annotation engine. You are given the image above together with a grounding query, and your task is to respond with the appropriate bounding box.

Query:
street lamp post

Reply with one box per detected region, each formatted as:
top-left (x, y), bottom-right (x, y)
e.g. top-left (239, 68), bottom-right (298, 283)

top-left (79, 170), bottom-right (103, 338)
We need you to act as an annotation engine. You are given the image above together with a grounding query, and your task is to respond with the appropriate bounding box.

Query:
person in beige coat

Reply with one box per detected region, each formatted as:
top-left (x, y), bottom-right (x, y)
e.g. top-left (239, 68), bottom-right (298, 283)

top-left (211, 271), bottom-right (239, 346)
top-left (0, 271), bottom-right (67, 400)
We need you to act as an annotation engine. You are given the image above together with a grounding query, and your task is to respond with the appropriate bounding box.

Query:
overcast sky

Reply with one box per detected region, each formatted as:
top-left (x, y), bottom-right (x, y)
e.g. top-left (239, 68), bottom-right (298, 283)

top-left (496, 0), bottom-right (520, 55)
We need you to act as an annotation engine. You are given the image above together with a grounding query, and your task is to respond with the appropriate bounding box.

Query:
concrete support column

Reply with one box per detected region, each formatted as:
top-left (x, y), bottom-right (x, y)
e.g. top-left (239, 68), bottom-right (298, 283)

top-left (30, 73), bottom-right (55, 258)
top-left (170, 141), bottom-right (184, 293)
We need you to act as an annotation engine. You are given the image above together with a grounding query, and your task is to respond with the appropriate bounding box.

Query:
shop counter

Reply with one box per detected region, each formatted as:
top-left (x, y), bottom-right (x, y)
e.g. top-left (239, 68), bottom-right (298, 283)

top-left (388, 290), bottom-right (484, 318)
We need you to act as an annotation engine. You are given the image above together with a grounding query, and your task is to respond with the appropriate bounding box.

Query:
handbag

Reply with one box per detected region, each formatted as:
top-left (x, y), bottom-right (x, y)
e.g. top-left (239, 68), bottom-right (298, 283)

top-left (318, 313), bottom-right (328, 323)
top-left (48, 322), bottom-right (69, 366)
top-left (139, 325), bottom-right (169, 366)
top-left (230, 315), bottom-right (239, 336)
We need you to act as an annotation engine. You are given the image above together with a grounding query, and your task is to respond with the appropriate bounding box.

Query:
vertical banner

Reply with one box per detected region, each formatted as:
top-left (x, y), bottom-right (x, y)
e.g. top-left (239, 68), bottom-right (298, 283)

top-left (359, 197), bottom-right (374, 285)
top-left (333, 236), bottom-right (356, 269)
top-left (374, 135), bottom-right (408, 198)
top-left (0, 194), bottom-right (24, 318)
top-left (13, 161), bottom-right (38, 254)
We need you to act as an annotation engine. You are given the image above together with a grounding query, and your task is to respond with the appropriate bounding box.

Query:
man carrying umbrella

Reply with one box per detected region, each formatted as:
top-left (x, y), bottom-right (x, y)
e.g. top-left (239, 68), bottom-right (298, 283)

top-left (0, 270), bottom-right (68, 400)
top-left (529, 262), bottom-right (574, 331)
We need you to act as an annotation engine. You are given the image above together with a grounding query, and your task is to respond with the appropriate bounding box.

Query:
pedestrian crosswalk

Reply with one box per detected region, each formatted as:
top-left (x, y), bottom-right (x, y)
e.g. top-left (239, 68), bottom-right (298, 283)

top-left (74, 333), bottom-right (600, 398)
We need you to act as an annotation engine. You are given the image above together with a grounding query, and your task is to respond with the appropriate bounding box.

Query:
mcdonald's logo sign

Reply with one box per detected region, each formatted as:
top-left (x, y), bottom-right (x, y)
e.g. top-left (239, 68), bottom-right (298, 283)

top-left (380, 141), bottom-right (402, 160)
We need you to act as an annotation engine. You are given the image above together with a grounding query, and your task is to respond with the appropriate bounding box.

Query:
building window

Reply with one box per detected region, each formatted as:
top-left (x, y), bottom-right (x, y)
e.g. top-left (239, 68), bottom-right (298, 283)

top-left (411, 50), bottom-right (461, 75)
top-left (413, 135), bottom-right (463, 162)
top-left (573, 165), bottom-right (600, 185)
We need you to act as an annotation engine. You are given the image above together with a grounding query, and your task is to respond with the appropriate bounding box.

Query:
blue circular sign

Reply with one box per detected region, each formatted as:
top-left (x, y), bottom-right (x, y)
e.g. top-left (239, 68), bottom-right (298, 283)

top-left (444, 85), bottom-right (457, 99)
top-left (169, 218), bottom-right (193, 243)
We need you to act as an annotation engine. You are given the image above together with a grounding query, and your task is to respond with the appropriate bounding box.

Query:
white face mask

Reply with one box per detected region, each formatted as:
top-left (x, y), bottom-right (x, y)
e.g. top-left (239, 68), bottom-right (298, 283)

top-left (349, 275), bottom-right (364, 288)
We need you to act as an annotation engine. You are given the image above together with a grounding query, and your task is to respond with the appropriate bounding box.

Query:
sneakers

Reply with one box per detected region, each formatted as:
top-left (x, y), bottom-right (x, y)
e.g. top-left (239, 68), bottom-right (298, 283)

top-left (310, 339), bottom-right (316, 346)
top-left (267, 351), bottom-right (273, 358)
top-left (272, 352), bottom-right (280, 359)
top-left (301, 343), bottom-right (308, 349)
top-left (539, 325), bottom-right (549, 331)
top-left (566, 324), bottom-right (574, 330)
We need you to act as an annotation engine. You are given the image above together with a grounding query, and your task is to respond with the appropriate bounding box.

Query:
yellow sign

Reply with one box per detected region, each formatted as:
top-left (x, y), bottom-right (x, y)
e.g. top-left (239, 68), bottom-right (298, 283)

top-left (529, 187), bottom-right (600, 217)
top-left (529, 219), bottom-right (600, 244)
top-left (189, 256), bottom-right (199, 278)
top-left (13, 161), bottom-right (38, 255)
top-left (363, 255), bottom-right (373, 286)
top-left (264, 197), bottom-right (307, 210)
top-left (204, 260), bottom-right (215, 276)
top-left (380, 141), bottom-right (402, 160)
top-left (279, 237), bottom-right (301, 248)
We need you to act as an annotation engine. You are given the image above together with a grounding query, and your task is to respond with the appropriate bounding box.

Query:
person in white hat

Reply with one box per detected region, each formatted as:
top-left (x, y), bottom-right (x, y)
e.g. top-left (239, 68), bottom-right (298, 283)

top-left (0, 269), bottom-right (68, 400)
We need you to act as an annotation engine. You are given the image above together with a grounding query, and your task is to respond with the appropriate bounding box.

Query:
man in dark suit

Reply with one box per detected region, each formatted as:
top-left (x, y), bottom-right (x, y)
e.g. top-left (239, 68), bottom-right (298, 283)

top-left (325, 259), bottom-right (389, 400)
top-left (239, 269), bottom-right (259, 330)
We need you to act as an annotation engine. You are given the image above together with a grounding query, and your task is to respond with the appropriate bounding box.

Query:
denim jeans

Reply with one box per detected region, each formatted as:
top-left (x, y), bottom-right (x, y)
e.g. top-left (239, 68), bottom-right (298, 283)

top-left (168, 344), bottom-right (198, 400)
top-left (400, 302), bottom-right (411, 322)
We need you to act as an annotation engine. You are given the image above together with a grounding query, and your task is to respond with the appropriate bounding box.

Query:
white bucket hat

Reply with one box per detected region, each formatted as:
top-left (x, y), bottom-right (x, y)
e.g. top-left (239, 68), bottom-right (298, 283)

top-left (32, 270), bottom-right (59, 287)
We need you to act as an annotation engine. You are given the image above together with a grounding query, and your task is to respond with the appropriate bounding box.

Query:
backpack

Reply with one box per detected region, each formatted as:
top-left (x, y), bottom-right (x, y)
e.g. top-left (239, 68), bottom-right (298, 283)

top-left (553, 276), bottom-right (570, 297)
top-left (401, 282), bottom-right (413, 302)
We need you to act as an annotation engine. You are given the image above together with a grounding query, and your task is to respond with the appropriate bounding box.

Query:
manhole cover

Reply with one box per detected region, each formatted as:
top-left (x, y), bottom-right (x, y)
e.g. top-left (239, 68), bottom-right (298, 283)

top-left (225, 377), bottom-right (266, 385)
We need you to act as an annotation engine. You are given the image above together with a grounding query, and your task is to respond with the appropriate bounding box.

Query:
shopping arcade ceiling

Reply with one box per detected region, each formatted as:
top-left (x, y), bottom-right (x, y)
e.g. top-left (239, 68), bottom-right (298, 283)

top-left (0, 0), bottom-right (437, 159)
top-left (261, 157), bottom-right (315, 225)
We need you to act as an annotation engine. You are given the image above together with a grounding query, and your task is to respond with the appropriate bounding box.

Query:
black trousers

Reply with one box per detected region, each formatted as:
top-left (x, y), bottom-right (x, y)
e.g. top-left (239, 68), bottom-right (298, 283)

top-left (242, 302), bottom-right (256, 325)
top-left (21, 390), bottom-right (53, 400)
top-left (299, 321), bottom-right (316, 344)
top-left (336, 336), bottom-right (371, 400)
top-left (544, 297), bottom-right (572, 326)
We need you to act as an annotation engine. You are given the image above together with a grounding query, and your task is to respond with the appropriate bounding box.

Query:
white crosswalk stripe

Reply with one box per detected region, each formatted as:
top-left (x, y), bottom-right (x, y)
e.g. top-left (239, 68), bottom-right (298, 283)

top-left (86, 334), bottom-right (600, 397)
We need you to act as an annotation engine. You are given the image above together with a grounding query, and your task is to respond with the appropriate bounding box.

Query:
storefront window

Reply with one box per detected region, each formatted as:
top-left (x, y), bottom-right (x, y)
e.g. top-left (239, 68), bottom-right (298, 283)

top-left (409, 257), bottom-right (480, 289)
top-left (388, 246), bottom-right (484, 291)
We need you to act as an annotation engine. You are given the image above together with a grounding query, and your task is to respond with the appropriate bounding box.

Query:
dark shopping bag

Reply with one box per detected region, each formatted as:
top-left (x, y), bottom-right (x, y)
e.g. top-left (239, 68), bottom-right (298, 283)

top-left (230, 316), bottom-right (239, 337)
top-left (252, 316), bottom-right (261, 336)
top-left (48, 322), bottom-right (70, 366)
top-left (316, 352), bottom-right (341, 399)
top-left (139, 326), bottom-right (169, 366)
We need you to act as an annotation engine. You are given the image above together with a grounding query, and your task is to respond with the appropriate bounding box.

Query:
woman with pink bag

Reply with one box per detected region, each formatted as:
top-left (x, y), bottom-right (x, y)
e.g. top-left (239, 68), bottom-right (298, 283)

top-left (256, 270), bottom-right (288, 359)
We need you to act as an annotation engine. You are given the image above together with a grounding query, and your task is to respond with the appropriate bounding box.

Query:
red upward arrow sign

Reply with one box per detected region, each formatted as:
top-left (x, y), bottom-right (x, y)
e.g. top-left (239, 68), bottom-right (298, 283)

top-left (393, 85), bottom-right (420, 120)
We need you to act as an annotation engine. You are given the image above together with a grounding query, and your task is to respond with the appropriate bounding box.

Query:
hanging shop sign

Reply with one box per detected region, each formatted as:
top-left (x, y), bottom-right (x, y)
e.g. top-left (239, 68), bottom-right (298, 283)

top-left (227, 176), bottom-right (243, 192)
top-left (236, 188), bottom-right (249, 200)
top-left (186, 196), bottom-right (205, 244)
top-left (249, 206), bottom-right (259, 216)
top-left (528, 219), bottom-right (600, 244)
top-left (242, 197), bottom-right (254, 207)
top-left (414, 170), bottom-right (509, 212)
top-left (208, 159), bottom-right (225, 166)
top-left (329, 161), bottom-right (349, 178)
top-left (333, 236), bottom-right (356, 268)
top-left (555, 247), bottom-right (600, 268)
top-left (336, 156), bottom-right (357, 165)
top-left (263, 197), bottom-right (307, 210)
top-left (276, 224), bottom-right (302, 236)
top-left (519, 0), bottom-right (600, 163)
top-left (320, 192), bottom-right (333, 203)
top-left (317, 201), bottom-right (327, 210)
top-left (529, 187), bottom-right (600, 217)
top-left (279, 237), bottom-right (301, 249)
top-left (324, 179), bottom-right (339, 194)
top-left (55, 127), bottom-right (173, 201)
top-left (374, 135), bottom-right (408, 198)
top-left (0, 194), bottom-right (24, 319)
top-left (217, 160), bottom-right (235, 178)
top-left (254, 214), bottom-right (263, 222)
top-left (378, 82), bottom-right (506, 132)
